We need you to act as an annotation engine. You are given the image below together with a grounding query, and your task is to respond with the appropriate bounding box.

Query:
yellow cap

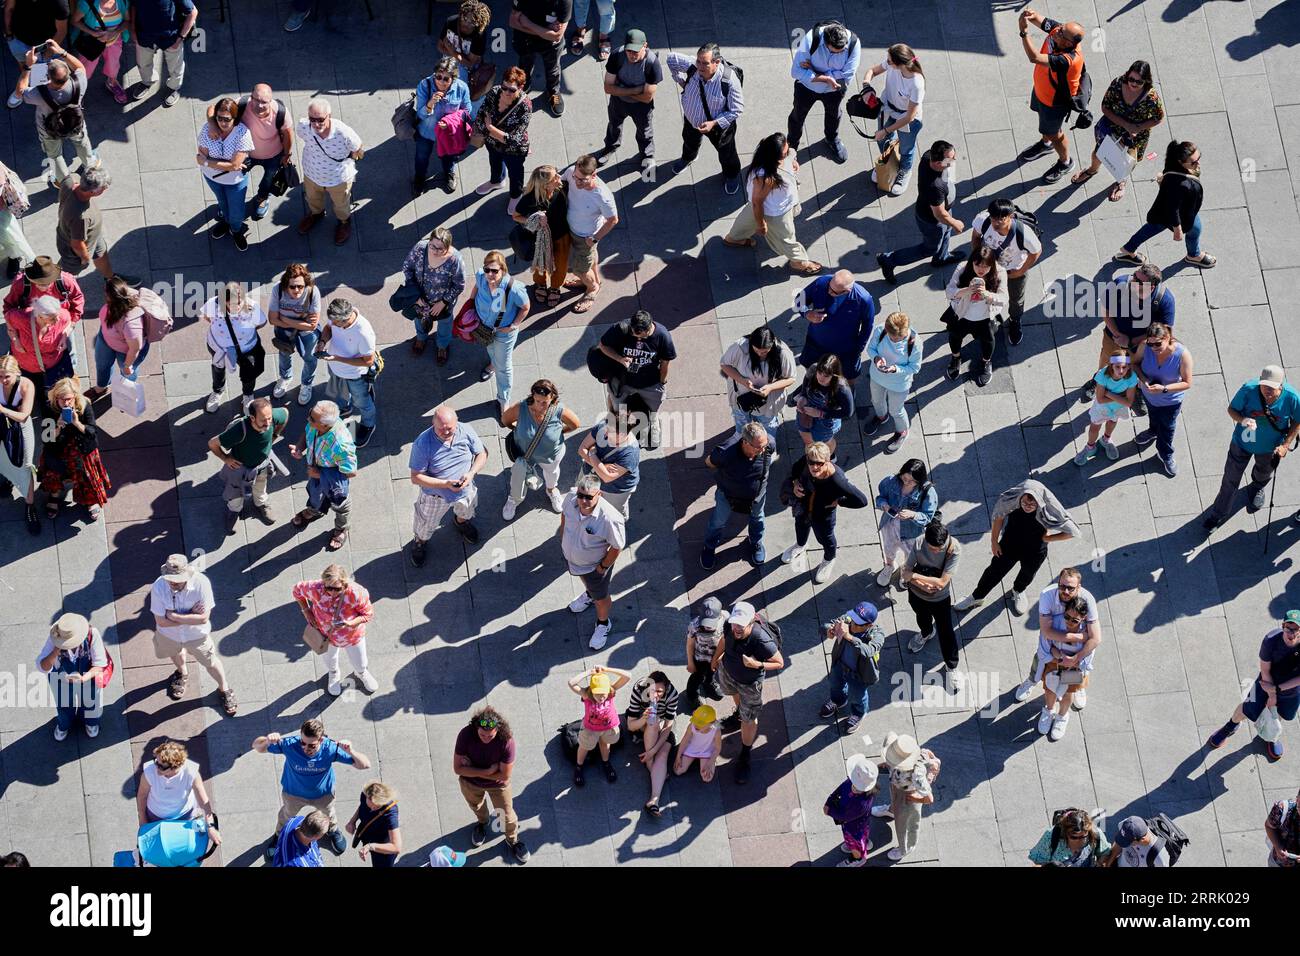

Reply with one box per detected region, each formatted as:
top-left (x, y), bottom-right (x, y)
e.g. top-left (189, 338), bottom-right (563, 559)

top-left (691, 705), bottom-right (716, 729)
top-left (588, 674), bottom-right (612, 695)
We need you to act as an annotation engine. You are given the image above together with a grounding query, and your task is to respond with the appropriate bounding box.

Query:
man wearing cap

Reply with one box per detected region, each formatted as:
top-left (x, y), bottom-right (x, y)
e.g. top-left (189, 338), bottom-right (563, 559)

top-left (871, 730), bottom-right (940, 861)
top-left (701, 422), bottom-right (771, 570)
top-left (559, 473), bottom-right (626, 651)
top-left (596, 29), bottom-right (661, 171)
top-left (150, 555), bottom-right (236, 716)
top-left (710, 600), bottom-right (784, 784)
top-left (1207, 610), bottom-right (1300, 762)
top-left (36, 612), bottom-right (107, 741)
top-left (787, 20), bottom-right (859, 164)
top-left (818, 601), bottom-right (886, 734)
top-left (684, 596), bottom-right (726, 709)
top-left (1103, 816), bottom-right (1170, 867)
top-left (208, 396), bottom-right (289, 535)
top-left (1203, 365), bottom-right (1300, 531)
top-left (289, 399), bottom-right (357, 553)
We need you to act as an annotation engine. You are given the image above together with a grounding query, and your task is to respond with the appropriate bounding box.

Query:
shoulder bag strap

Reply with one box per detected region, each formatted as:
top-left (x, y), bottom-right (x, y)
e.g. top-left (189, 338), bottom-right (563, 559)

top-left (522, 402), bottom-right (554, 461)
top-left (697, 73), bottom-right (715, 122)
top-left (27, 312), bottom-right (46, 372)
top-left (221, 302), bottom-right (245, 360)
top-left (311, 132), bottom-right (350, 164)
top-left (354, 801), bottom-right (398, 843)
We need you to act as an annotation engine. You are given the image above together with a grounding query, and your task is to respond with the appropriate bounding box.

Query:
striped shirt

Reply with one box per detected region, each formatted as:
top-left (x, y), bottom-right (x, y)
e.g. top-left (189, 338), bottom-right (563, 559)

top-left (625, 677), bottom-right (679, 723)
top-left (304, 422), bottom-right (357, 474)
top-left (665, 52), bottom-right (744, 129)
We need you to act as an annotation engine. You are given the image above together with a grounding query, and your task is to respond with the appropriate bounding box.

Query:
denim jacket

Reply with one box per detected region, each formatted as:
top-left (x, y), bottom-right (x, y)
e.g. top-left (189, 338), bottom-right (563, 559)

top-left (875, 475), bottom-right (938, 540)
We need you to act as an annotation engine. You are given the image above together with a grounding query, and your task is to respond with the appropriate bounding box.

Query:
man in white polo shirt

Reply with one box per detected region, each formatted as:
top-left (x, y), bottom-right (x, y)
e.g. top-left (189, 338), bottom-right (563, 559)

top-left (150, 554), bottom-right (237, 716)
top-left (316, 298), bottom-right (378, 448)
top-left (296, 98), bottom-right (363, 246)
top-left (563, 154), bottom-right (619, 314)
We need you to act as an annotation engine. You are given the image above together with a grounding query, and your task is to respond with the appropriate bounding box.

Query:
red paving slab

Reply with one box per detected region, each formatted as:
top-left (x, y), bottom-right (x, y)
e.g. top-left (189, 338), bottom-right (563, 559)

top-left (96, 373), bottom-right (173, 453)
top-left (726, 832), bottom-right (812, 866)
top-left (122, 661), bottom-right (209, 744)
top-left (632, 255), bottom-right (716, 330)
top-left (114, 588), bottom-right (160, 671)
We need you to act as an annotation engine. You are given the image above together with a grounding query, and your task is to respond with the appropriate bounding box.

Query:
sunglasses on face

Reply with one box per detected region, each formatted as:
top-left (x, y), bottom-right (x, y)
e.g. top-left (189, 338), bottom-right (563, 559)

top-left (216, 115), bottom-right (235, 123)
top-left (576, 493), bottom-right (596, 502)
top-left (478, 717), bottom-right (500, 729)
top-left (1059, 583), bottom-right (1079, 593)
top-left (287, 282), bottom-right (306, 290)
top-left (1285, 624), bottom-right (1300, 635)
top-left (324, 584), bottom-right (345, 593)
top-left (1125, 76), bottom-right (1144, 86)
top-left (483, 267), bottom-right (501, 275)
top-left (308, 116), bottom-right (328, 125)
top-left (1064, 615), bottom-right (1084, 626)
top-left (435, 74), bottom-right (452, 81)
top-left (501, 84), bottom-right (520, 94)
top-left (531, 387), bottom-right (553, 398)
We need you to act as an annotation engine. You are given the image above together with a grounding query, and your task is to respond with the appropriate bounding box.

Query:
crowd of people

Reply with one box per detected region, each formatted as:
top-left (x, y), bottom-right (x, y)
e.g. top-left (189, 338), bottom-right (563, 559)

top-left (4, 0), bottom-right (1296, 869)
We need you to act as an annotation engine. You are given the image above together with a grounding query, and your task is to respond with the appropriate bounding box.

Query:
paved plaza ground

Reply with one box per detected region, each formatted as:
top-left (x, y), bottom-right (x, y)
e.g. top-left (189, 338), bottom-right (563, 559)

top-left (2, 0), bottom-right (1300, 867)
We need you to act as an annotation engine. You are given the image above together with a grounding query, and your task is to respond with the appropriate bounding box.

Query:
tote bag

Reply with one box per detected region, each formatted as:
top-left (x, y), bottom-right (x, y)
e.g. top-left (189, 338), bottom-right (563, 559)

top-left (110, 365), bottom-right (147, 417)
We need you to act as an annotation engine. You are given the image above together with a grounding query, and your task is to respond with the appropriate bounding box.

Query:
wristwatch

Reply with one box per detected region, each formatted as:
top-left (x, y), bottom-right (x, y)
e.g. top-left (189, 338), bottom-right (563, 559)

top-left (1019, 30), bottom-right (1028, 37)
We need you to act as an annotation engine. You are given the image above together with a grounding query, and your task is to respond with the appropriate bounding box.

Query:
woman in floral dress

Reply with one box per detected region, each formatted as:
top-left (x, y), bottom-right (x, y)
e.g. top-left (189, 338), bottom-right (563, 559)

top-left (1071, 59), bottom-right (1165, 202)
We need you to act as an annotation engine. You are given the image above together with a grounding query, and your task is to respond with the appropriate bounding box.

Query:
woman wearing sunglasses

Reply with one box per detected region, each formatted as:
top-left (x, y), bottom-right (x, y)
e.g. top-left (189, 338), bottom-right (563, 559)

top-left (453, 706), bottom-right (529, 863)
top-left (1070, 60), bottom-right (1164, 203)
top-left (197, 97), bottom-right (254, 251)
top-left (472, 66), bottom-right (532, 211)
top-left (501, 378), bottom-right (581, 520)
top-left (465, 249), bottom-right (530, 420)
top-left (413, 55), bottom-right (472, 196)
top-left (291, 564), bottom-right (377, 697)
top-left (1028, 808), bottom-right (1110, 866)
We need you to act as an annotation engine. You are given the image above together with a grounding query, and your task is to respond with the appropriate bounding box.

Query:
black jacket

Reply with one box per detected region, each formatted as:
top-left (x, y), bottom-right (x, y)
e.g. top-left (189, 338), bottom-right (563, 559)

top-left (1146, 172), bottom-right (1203, 232)
top-left (780, 459), bottom-right (869, 521)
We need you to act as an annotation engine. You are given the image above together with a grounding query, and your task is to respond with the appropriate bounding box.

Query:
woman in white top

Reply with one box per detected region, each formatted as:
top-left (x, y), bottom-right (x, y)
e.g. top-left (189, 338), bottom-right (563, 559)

top-left (137, 741), bottom-right (222, 848)
top-left (862, 43), bottom-right (925, 196)
top-left (203, 281), bottom-right (268, 415)
top-left (943, 246), bottom-right (1008, 388)
top-left (719, 325), bottom-right (798, 445)
top-left (197, 97), bottom-right (255, 250)
top-left (723, 132), bottom-right (822, 274)
top-left (0, 354), bottom-right (39, 534)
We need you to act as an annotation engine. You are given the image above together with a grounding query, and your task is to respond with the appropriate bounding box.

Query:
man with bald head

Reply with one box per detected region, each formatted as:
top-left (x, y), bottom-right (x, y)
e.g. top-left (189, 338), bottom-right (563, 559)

top-left (796, 269), bottom-right (876, 412)
top-left (407, 404), bottom-right (487, 565)
top-left (1016, 8), bottom-right (1086, 184)
top-left (209, 84), bottom-right (293, 221)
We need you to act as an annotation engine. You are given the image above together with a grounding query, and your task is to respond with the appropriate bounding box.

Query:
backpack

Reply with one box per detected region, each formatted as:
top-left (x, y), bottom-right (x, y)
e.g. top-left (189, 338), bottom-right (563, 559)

top-left (1145, 813), bottom-right (1189, 867)
top-left (808, 20), bottom-right (859, 57)
top-left (237, 95), bottom-right (287, 130)
top-left (751, 613), bottom-right (783, 656)
top-left (38, 74), bottom-right (86, 138)
top-left (12, 273), bottom-right (72, 308)
top-left (135, 286), bottom-right (174, 343)
top-left (1049, 54), bottom-right (1093, 128)
top-left (559, 714), bottom-right (629, 762)
top-left (685, 59), bottom-right (745, 97)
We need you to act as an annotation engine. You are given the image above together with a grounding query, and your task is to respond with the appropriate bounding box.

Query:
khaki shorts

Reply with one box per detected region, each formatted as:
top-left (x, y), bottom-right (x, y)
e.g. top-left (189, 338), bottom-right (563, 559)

top-left (154, 631), bottom-right (219, 668)
top-left (577, 724), bottom-right (620, 750)
top-left (569, 235), bottom-right (598, 275)
top-left (277, 791), bottom-right (337, 831)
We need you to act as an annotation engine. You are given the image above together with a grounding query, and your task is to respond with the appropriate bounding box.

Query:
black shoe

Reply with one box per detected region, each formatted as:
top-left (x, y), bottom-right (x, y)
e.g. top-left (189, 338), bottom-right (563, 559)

top-left (441, 171), bottom-right (457, 195)
top-left (470, 821), bottom-right (488, 847)
top-left (704, 682), bottom-right (724, 701)
top-left (602, 760), bottom-right (617, 783)
top-left (1249, 485), bottom-right (1268, 512)
top-left (671, 159), bottom-right (690, 176)
top-left (1080, 379), bottom-right (1097, 403)
top-left (827, 137), bottom-right (848, 164)
top-left (877, 253), bottom-right (896, 285)
top-left (1132, 391), bottom-right (1148, 418)
top-left (945, 355), bottom-right (961, 381)
top-left (733, 749), bottom-right (752, 785)
top-left (720, 712), bottom-right (742, 733)
top-left (595, 146), bottom-right (614, 167)
top-left (25, 503), bottom-right (40, 535)
top-left (412, 176), bottom-right (426, 197)
top-left (700, 547), bottom-right (716, 570)
top-left (128, 80), bottom-right (151, 101)
top-left (1006, 318), bottom-right (1023, 346)
top-left (975, 360), bottom-right (992, 388)
top-left (231, 230), bottom-right (248, 252)
top-left (453, 518), bottom-right (480, 544)
top-left (1202, 513), bottom-right (1223, 531)
top-left (508, 839), bottom-right (530, 863)
top-left (1134, 428), bottom-right (1156, 447)
top-left (818, 701), bottom-right (838, 719)
top-left (573, 764), bottom-right (586, 787)
top-left (749, 541), bottom-right (766, 567)
top-left (1044, 158), bottom-right (1075, 184)
top-left (1018, 140), bottom-right (1054, 163)
top-left (479, 362), bottom-right (492, 382)
top-left (354, 423), bottom-right (375, 448)
top-left (410, 539), bottom-right (427, 567)
top-left (224, 508), bottom-right (240, 535)
top-left (932, 252), bottom-right (965, 267)
top-left (209, 220), bottom-right (230, 240)
top-left (549, 94), bottom-right (565, 118)
top-left (863, 414), bottom-right (886, 434)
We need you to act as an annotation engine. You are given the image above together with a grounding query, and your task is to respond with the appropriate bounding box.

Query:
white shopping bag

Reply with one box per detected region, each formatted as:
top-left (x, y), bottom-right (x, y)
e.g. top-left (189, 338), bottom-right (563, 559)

top-left (1097, 135), bottom-right (1137, 182)
top-left (1256, 706), bottom-right (1282, 743)
top-left (110, 366), bottom-right (147, 417)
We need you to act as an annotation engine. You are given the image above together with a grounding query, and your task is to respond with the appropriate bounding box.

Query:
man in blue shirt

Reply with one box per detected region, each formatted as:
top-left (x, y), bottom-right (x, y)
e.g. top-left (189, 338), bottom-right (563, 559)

top-left (129, 0), bottom-right (198, 108)
top-left (408, 404), bottom-right (488, 564)
top-left (1204, 365), bottom-right (1300, 530)
top-left (787, 21), bottom-right (860, 163)
top-left (1083, 265), bottom-right (1175, 413)
top-left (272, 810), bottom-right (330, 867)
top-left (798, 270), bottom-right (876, 413)
top-left (252, 717), bottom-right (372, 861)
top-left (701, 423), bottom-right (771, 570)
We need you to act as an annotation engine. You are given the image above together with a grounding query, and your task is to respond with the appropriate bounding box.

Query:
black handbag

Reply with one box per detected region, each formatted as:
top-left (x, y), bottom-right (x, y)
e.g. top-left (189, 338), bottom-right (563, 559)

top-left (72, 4), bottom-right (110, 60)
top-left (509, 222), bottom-right (536, 262)
top-left (736, 390), bottom-right (766, 413)
top-left (269, 162), bottom-right (300, 198)
top-left (222, 309), bottom-right (265, 381)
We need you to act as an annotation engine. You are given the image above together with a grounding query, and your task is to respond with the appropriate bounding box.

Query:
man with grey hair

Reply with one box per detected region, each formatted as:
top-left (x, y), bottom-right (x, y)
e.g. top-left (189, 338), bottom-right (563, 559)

top-left (408, 404), bottom-right (487, 566)
top-left (664, 42), bottom-right (745, 193)
top-left (289, 400), bottom-right (357, 552)
top-left (296, 98), bottom-right (363, 246)
top-left (701, 422), bottom-right (771, 569)
top-left (15, 41), bottom-right (98, 188)
top-left (559, 472), bottom-right (626, 650)
top-left (207, 396), bottom-right (288, 534)
top-left (316, 298), bottom-right (378, 448)
top-left (55, 166), bottom-right (134, 282)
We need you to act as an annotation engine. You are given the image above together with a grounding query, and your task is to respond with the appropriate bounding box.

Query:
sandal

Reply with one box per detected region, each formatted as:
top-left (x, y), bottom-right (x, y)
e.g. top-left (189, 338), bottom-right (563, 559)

top-left (572, 294), bottom-right (597, 314)
top-left (563, 274), bottom-right (586, 289)
top-left (790, 260), bottom-right (824, 275)
top-left (435, 346), bottom-right (449, 365)
top-left (327, 528), bottom-right (348, 551)
top-left (644, 800), bottom-right (662, 818)
top-left (1108, 180), bottom-right (1127, 202)
top-left (569, 30), bottom-right (588, 55)
top-left (546, 288), bottom-right (564, 306)
top-left (167, 668), bottom-right (188, 700)
top-left (291, 508), bottom-right (321, 528)
top-left (1112, 250), bottom-right (1146, 265)
top-left (1070, 168), bottom-right (1098, 185)
top-left (1185, 253), bottom-right (1217, 269)
top-left (105, 78), bottom-right (128, 105)
top-left (219, 688), bottom-right (238, 716)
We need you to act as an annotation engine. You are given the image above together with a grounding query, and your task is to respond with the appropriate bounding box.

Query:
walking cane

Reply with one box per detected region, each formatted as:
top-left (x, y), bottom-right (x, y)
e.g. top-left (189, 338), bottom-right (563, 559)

top-left (1265, 450), bottom-right (1284, 556)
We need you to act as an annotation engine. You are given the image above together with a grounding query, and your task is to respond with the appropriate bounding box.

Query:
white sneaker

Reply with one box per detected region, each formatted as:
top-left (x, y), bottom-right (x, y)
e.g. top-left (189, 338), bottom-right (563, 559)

top-left (1036, 707), bottom-right (1054, 735)
top-left (327, 674), bottom-right (344, 696)
top-left (954, 595), bottom-right (984, 612)
top-left (1009, 590), bottom-right (1028, 615)
top-left (875, 565), bottom-right (894, 587)
top-left (502, 497), bottom-right (518, 521)
top-left (547, 487), bottom-right (564, 513)
top-left (568, 592), bottom-right (593, 614)
top-left (1071, 688), bottom-right (1087, 711)
top-left (357, 670), bottom-right (379, 693)
top-left (907, 629), bottom-right (933, 653)
top-left (944, 668), bottom-right (964, 695)
top-left (1013, 679), bottom-right (1034, 703)
top-left (1049, 712), bottom-right (1070, 741)
top-left (781, 544), bottom-right (805, 565)
top-left (871, 804), bottom-right (894, 819)
top-left (526, 474), bottom-right (543, 491)
top-left (297, 384), bottom-right (313, 406)
top-left (886, 847), bottom-right (908, 861)
top-left (85, 724), bottom-right (100, 738)
top-left (870, 168), bottom-right (878, 185)
top-left (241, 395), bottom-right (253, 416)
top-left (273, 377), bottom-right (292, 399)
top-left (589, 621), bottom-right (611, 650)
top-left (813, 558), bottom-right (836, 584)
top-left (53, 726), bottom-right (68, 741)
top-left (204, 391), bottom-right (222, 414)
top-left (475, 178), bottom-right (505, 195)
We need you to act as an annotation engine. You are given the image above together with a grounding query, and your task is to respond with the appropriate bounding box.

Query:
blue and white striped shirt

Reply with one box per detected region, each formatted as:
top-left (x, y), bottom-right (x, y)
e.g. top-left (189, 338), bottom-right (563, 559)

top-left (665, 51), bottom-right (744, 129)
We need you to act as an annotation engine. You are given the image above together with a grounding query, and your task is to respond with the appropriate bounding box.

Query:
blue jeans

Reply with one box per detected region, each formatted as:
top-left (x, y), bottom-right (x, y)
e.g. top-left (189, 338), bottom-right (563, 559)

top-left (486, 327), bottom-right (519, 407)
top-left (1146, 401), bottom-right (1182, 463)
top-left (732, 408), bottom-right (780, 446)
top-left (434, 310), bottom-right (456, 349)
top-left (703, 487), bottom-right (765, 552)
top-left (246, 154), bottom-right (284, 205)
top-left (415, 132), bottom-right (460, 184)
top-left (205, 174), bottom-right (249, 234)
top-left (50, 654), bottom-right (101, 733)
top-left (93, 332), bottom-right (151, 389)
top-left (573, 0), bottom-right (616, 34)
top-left (885, 211), bottom-right (952, 267)
top-left (828, 660), bottom-right (870, 718)
top-left (275, 328), bottom-right (320, 386)
top-left (879, 114), bottom-right (924, 179)
top-left (332, 373), bottom-right (376, 428)
top-left (1124, 214), bottom-right (1202, 258)
top-left (797, 415), bottom-right (841, 444)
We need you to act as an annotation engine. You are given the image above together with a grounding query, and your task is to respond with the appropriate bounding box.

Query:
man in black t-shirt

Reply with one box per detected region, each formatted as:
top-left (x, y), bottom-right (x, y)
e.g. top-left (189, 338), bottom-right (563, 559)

top-left (596, 28), bottom-right (661, 170)
top-left (510, 0), bottom-right (571, 117)
top-left (709, 601), bottom-right (783, 784)
top-left (597, 309), bottom-right (675, 450)
top-left (877, 140), bottom-right (966, 285)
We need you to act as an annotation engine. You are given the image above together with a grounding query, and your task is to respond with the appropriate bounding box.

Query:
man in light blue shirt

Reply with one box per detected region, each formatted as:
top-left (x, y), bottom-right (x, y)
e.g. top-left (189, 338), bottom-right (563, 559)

top-left (408, 404), bottom-right (488, 564)
top-left (787, 21), bottom-right (860, 163)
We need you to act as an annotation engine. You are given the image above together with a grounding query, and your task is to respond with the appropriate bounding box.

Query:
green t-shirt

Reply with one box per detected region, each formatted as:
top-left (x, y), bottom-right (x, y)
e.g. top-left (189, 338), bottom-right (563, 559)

top-left (218, 407), bottom-right (287, 468)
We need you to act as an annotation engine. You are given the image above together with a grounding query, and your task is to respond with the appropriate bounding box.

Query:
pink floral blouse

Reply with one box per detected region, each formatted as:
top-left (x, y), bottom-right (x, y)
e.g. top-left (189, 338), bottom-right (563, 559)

top-left (292, 580), bottom-right (374, 647)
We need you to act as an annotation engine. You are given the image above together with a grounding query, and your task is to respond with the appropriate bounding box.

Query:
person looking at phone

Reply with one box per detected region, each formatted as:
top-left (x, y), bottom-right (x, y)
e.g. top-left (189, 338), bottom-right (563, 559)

top-left (4, 0), bottom-right (69, 110)
top-left (315, 298), bottom-right (377, 449)
top-left (719, 324), bottom-right (796, 448)
top-left (16, 40), bottom-right (99, 189)
top-left (407, 403), bottom-right (486, 567)
top-left (872, 458), bottom-right (937, 590)
top-left (865, 310), bottom-right (922, 452)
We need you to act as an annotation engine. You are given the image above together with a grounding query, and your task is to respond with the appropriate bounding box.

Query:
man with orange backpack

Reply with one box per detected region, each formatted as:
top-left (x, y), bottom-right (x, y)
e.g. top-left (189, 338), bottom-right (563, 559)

top-left (1016, 9), bottom-right (1088, 184)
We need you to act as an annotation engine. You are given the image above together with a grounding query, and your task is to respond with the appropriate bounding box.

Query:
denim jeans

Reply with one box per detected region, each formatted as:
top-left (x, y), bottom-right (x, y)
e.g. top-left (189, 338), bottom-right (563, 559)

top-left (1147, 401), bottom-right (1182, 463)
top-left (331, 373), bottom-right (376, 428)
top-left (93, 332), bottom-right (151, 389)
top-left (827, 660), bottom-right (870, 718)
top-left (276, 328), bottom-right (320, 386)
top-left (879, 114), bottom-right (924, 179)
top-left (795, 510), bottom-right (839, 561)
top-left (415, 132), bottom-right (460, 184)
top-left (486, 327), bottom-right (520, 407)
top-left (731, 408), bottom-right (780, 445)
top-left (50, 654), bottom-right (101, 733)
top-left (1124, 214), bottom-right (1202, 258)
top-left (205, 174), bottom-right (249, 234)
top-left (573, 0), bottom-right (616, 34)
top-left (434, 310), bottom-right (456, 349)
top-left (885, 211), bottom-right (952, 267)
top-left (703, 487), bottom-right (765, 552)
top-left (487, 147), bottom-right (526, 198)
top-left (246, 153), bottom-right (284, 205)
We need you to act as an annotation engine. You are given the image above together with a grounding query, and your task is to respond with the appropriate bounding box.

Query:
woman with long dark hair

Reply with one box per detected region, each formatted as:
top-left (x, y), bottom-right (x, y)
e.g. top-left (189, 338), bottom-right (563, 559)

top-left (943, 245), bottom-right (1008, 387)
top-left (86, 276), bottom-right (152, 402)
top-left (269, 264), bottom-right (323, 406)
top-left (452, 705), bottom-right (529, 863)
top-left (723, 132), bottom-right (822, 274)
top-left (1071, 59), bottom-right (1164, 202)
top-left (720, 324), bottom-right (797, 445)
top-left (791, 353), bottom-right (854, 456)
top-left (1114, 140), bottom-right (1215, 268)
top-left (874, 457), bottom-right (938, 589)
top-left (901, 516), bottom-right (962, 693)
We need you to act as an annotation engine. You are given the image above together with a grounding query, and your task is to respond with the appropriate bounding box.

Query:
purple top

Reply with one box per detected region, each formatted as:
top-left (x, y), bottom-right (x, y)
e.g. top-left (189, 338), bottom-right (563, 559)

top-left (1141, 343), bottom-right (1185, 408)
